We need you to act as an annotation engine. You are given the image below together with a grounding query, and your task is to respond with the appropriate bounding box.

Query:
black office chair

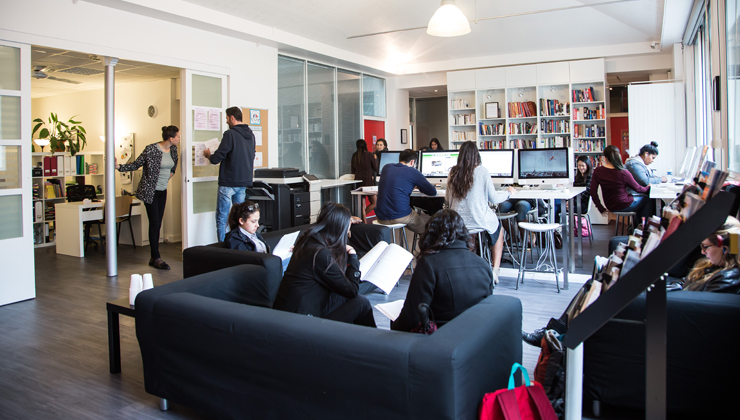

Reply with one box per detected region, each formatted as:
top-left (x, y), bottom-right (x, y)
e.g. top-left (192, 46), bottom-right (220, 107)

top-left (66, 185), bottom-right (104, 253)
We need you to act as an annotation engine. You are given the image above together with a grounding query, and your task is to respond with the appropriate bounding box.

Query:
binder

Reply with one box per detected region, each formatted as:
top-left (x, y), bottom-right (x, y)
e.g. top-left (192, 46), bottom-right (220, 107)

top-left (34, 201), bottom-right (43, 222)
top-left (70, 156), bottom-right (77, 175)
top-left (50, 156), bottom-right (57, 176)
top-left (64, 156), bottom-right (72, 176)
top-left (43, 156), bottom-right (51, 176)
top-left (57, 156), bottom-right (64, 177)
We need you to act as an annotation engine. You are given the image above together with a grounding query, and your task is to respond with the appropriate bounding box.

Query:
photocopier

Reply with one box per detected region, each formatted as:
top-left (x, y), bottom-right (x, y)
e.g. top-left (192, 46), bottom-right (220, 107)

top-left (250, 168), bottom-right (321, 231)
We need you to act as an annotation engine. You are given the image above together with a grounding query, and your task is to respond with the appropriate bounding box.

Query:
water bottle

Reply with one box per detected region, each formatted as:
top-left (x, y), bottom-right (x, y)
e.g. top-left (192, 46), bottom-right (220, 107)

top-left (667, 168), bottom-right (673, 176)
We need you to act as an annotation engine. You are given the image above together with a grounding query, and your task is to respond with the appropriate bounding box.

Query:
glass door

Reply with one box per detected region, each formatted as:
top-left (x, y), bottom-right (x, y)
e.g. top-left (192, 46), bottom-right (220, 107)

top-left (0, 41), bottom-right (34, 306)
top-left (181, 69), bottom-right (227, 248)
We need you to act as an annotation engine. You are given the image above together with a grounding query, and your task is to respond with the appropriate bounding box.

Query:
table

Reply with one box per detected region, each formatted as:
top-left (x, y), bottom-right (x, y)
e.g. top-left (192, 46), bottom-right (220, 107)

top-left (55, 199), bottom-right (144, 257)
top-left (351, 186), bottom-right (585, 290)
top-left (649, 183), bottom-right (682, 215)
top-left (107, 297), bottom-right (135, 374)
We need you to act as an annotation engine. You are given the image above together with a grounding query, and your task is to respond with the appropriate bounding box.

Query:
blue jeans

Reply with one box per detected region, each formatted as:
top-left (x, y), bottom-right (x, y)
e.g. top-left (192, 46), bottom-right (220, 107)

top-left (498, 199), bottom-right (532, 222)
top-left (615, 195), bottom-right (652, 222)
top-left (216, 186), bottom-right (247, 242)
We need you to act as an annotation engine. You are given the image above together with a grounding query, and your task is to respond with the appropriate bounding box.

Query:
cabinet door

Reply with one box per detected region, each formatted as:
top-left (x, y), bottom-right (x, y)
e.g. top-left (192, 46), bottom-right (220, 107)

top-left (0, 41), bottom-right (35, 305)
top-left (447, 70), bottom-right (476, 91)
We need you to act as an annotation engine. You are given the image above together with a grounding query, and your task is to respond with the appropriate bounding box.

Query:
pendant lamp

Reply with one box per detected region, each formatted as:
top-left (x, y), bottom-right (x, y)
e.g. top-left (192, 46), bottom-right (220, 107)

top-left (426, 0), bottom-right (471, 37)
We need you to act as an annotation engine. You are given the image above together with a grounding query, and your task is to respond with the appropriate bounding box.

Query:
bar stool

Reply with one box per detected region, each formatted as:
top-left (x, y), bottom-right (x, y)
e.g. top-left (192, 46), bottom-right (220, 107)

top-left (373, 220), bottom-right (413, 274)
top-left (516, 222), bottom-right (561, 293)
top-left (613, 211), bottom-right (637, 236)
top-left (468, 229), bottom-right (492, 266)
top-left (497, 211), bottom-right (519, 266)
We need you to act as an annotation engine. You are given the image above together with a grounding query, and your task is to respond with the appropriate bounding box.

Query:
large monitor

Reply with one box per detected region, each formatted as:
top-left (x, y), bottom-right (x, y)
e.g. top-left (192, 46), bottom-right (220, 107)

top-left (418, 150), bottom-right (460, 184)
top-left (377, 151), bottom-right (401, 176)
top-left (517, 147), bottom-right (573, 187)
top-left (479, 149), bottom-right (516, 184)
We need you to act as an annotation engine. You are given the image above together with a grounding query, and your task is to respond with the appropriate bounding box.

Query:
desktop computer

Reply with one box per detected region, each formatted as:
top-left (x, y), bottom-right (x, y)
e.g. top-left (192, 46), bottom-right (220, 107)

top-left (418, 150), bottom-right (460, 186)
top-left (377, 151), bottom-right (401, 176)
top-left (517, 147), bottom-right (573, 188)
top-left (479, 149), bottom-right (516, 185)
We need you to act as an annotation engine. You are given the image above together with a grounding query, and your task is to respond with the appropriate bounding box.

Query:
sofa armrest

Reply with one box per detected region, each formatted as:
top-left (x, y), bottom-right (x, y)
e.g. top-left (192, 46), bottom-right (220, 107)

top-left (183, 246), bottom-right (283, 303)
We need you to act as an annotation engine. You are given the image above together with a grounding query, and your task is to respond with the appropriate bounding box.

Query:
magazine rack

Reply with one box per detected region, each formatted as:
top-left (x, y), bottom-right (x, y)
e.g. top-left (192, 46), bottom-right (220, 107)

top-left (562, 191), bottom-right (734, 420)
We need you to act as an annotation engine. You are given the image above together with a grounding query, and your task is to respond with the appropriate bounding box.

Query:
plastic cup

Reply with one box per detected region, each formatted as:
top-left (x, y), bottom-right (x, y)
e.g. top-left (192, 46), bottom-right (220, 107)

top-left (142, 273), bottom-right (153, 290)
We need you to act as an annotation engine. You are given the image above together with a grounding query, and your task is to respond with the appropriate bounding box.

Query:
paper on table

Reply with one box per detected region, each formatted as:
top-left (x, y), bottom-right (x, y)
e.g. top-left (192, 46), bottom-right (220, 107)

top-left (254, 152), bottom-right (263, 167)
top-left (272, 230), bottom-right (300, 261)
top-left (374, 300), bottom-right (405, 321)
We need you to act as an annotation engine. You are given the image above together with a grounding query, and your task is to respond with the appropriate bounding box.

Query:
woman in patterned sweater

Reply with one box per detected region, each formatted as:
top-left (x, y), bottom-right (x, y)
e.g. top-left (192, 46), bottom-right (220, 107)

top-left (117, 125), bottom-right (179, 270)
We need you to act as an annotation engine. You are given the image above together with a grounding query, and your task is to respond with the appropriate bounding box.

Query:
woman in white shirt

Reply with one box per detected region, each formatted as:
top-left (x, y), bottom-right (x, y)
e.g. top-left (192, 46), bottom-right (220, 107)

top-left (446, 142), bottom-right (516, 284)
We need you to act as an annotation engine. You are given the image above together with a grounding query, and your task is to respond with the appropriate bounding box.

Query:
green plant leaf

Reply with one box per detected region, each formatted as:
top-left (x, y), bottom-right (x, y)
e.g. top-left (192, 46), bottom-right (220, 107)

top-left (51, 113), bottom-right (58, 123)
top-left (78, 126), bottom-right (87, 134)
top-left (32, 122), bottom-right (43, 136)
top-left (33, 118), bottom-right (43, 123)
top-left (39, 128), bottom-right (49, 139)
top-left (69, 120), bottom-right (81, 125)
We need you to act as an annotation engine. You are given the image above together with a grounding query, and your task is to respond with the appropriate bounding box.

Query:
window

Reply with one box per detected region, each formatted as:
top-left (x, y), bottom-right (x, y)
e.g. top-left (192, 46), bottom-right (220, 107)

top-left (307, 63), bottom-right (335, 179)
top-left (728, 0), bottom-right (740, 172)
top-left (278, 57), bottom-right (306, 171)
top-left (337, 70), bottom-right (361, 177)
top-left (362, 75), bottom-right (386, 118)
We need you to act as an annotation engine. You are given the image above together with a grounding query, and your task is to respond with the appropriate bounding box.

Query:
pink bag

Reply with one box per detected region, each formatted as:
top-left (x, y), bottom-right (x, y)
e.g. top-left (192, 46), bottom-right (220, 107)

top-left (573, 216), bottom-right (590, 237)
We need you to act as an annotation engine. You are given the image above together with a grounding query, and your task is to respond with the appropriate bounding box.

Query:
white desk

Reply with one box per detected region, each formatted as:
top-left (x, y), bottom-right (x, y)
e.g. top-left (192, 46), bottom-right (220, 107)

top-left (55, 199), bottom-right (145, 257)
top-left (650, 183), bottom-right (682, 215)
top-left (351, 186), bottom-right (585, 290)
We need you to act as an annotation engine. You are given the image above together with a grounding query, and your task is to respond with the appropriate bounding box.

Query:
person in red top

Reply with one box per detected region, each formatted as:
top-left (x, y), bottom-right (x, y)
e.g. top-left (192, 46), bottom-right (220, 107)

top-left (590, 145), bottom-right (652, 221)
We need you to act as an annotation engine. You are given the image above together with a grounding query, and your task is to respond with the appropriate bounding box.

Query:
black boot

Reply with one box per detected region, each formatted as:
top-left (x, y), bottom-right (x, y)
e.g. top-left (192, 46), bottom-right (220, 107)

top-left (522, 328), bottom-right (545, 347)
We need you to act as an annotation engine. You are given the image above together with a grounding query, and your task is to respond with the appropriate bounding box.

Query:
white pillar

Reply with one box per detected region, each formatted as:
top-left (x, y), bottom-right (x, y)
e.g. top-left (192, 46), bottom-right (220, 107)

top-left (103, 57), bottom-right (119, 277)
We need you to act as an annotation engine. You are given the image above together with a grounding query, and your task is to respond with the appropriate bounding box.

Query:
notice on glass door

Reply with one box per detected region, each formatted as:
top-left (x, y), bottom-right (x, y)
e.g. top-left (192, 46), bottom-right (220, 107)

top-left (194, 107), bottom-right (208, 130)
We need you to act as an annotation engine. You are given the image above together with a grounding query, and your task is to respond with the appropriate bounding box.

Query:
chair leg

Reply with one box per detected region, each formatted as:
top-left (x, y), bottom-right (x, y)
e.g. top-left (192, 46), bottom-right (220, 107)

top-left (550, 231), bottom-right (560, 293)
top-left (586, 215), bottom-right (593, 246)
top-left (128, 219), bottom-right (136, 249)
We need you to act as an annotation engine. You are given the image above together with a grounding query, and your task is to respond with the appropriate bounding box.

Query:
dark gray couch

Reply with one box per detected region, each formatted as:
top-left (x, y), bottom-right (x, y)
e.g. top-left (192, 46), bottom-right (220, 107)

top-left (135, 265), bottom-right (523, 420)
top-left (584, 291), bottom-right (740, 417)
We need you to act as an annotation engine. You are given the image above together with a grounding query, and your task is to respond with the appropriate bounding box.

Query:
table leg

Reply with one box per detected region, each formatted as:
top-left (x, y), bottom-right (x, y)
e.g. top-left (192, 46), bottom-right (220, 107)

top-left (577, 197), bottom-right (583, 268)
top-left (108, 310), bottom-right (121, 374)
top-left (561, 198), bottom-right (570, 290)
top-left (354, 194), bottom-right (363, 218)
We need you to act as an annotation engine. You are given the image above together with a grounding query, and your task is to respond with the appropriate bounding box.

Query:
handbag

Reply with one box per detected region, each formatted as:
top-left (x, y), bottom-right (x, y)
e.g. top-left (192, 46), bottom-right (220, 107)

top-left (553, 230), bottom-right (563, 249)
top-left (410, 303), bottom-right (438, 335)
top-left (479, 363), bottom-right (558, 420)
top-left (573, 216), bottom-right (590, 237)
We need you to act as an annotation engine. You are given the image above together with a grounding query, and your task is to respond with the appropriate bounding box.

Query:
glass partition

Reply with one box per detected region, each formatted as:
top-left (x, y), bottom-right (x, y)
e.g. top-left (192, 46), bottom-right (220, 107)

top-left (307, 63), bottom-right (335, 179)
top-left (363, 75), bottom-right (386, 118)
top-left (278, 56), bottom-right (306, 171)
top-left (337, 70), bottom-right (361, 177)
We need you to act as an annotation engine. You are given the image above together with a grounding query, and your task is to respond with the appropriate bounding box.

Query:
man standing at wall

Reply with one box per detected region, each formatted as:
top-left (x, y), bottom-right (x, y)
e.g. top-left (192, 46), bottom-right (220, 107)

top-left (203, 106), bottom-right (256, 242)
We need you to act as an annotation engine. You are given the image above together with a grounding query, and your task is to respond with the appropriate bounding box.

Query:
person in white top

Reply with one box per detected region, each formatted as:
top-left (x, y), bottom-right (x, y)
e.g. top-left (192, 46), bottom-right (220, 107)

top-left (446, 142), bottom-right (516, 284)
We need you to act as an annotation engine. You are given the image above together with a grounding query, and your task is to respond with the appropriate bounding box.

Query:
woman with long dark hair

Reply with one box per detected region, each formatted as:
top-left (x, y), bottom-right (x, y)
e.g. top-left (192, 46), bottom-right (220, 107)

top-left (555, 155), bottom-right (593, 222)
top-left (351, 139), bottom-right (379, 220)
top-left (590, 145), bottom-right (652, 220)
top-left (429, 138), bottom-right (443, 151)
top-left (391, 209), bottom-right (493, 331)
top-left (117, 125), bottom-right (179, 270)
top-left (446, 141), bottom-right (514, 284)
top-left (373, 138), bottom-right (388, 160)
top-left (274, 202), bottom-right (376, 327)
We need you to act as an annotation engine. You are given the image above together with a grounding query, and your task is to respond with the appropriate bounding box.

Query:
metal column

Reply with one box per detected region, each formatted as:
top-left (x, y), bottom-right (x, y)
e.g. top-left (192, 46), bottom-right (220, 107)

top-left (104, 57), bottom-right (118, 277)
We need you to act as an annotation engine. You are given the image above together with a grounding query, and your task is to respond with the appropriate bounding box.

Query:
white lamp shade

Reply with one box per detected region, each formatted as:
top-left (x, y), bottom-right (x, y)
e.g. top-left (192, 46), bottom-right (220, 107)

top-left (427, 0), bottom-right (471, 37)
top-left (34, 139), bottom-right (50, 147)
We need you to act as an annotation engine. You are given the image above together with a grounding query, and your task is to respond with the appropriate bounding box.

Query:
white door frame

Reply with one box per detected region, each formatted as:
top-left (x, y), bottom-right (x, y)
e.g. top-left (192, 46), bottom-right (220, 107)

top-left (0, 40), bottom-right (35, 306)
top-left (181, 69), bottom-right (228, 249)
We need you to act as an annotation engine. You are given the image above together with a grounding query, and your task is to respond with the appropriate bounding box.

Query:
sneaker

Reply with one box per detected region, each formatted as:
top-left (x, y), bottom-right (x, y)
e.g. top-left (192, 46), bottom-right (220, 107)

top-left (493, 267), bottom-right (500, 284)
top-left (522, 328), bottom-right (545, 347)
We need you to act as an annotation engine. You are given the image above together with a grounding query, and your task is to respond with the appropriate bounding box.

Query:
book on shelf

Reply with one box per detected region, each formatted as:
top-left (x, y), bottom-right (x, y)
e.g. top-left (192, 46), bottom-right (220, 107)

top-left (572, 87), bottom-right (597, 102)
top-left (576, 139), bottom-right (605, 153)
top-left (508, 122), bottom-right (537, 135)
top-left (573, 124), bottom-right (605, 138)
top-left (507, 101), bottom-right (536, 118)
top-left (450, 98), bottom-right (470, 109)
top-left (358, 241), bottom-right (414, 295)
top-left (572, 104), bottom-right (605, 120)
top-left (452, 113), bottom-right (475, 125)
top-left (541, 119), bottom-right (570, 134)
top-left (479, 122), bottom-right (505, 136)
top-left (539, 99), bottom-right (570, 116)
top-left (452, 131), bottom-right (476, 142)
top-left (546, 136), bottom-right (570, 148)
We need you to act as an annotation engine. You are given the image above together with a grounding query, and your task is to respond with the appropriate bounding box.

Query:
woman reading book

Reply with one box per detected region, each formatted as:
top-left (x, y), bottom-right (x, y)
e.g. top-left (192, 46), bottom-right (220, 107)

top-left (273, 202), bottom-right (377, 327)
top-left (391, 209), bottom-right (493, 332)
top-left (446, 141), bottom-right (514, 284)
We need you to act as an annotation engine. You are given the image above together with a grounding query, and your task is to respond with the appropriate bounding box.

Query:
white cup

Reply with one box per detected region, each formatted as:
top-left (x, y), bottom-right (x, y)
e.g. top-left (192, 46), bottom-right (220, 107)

top-left (129, 274), bottom-right (143, 306)
top-left (142, 273), bottom-right (154, 290)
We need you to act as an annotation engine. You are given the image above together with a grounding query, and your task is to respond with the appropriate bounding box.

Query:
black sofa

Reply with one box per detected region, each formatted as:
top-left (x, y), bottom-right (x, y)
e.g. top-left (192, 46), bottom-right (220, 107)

top-left (183, 223), bottom-right (392, 298)
top-left (136, 264), bottom-right (523, 420)
top-left (583, 291), bottom-right (740, 417)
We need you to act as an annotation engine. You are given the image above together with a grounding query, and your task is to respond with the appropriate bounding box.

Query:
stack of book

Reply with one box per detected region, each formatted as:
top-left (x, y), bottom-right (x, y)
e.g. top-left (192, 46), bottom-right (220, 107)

top-left (479, 123), bottom-right (505, 136)
top-left (451, 131), bottom-right (476, 142)
top-left (572, 87), bottom-right (597, 102)
top-left (541, 119), bottom-right (570, 134)
top-left (572, 104), bottom-right (605, 120)
top-left (539, 99), bottom-right (570, 116)
top-left (507, 101), bottom-right (537, 118)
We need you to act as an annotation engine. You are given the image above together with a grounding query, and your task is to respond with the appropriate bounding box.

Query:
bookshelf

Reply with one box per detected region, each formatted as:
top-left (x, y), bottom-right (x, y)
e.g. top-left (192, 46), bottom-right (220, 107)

top-left (31, 151), bottom-right (106, 247)
top-left (448, 90), bottom-right (476, 147)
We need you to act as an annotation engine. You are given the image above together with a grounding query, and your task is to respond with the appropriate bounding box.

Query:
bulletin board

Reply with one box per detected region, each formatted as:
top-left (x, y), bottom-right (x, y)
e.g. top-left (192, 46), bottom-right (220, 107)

top-left (242, 107), bottom-right (268, 168)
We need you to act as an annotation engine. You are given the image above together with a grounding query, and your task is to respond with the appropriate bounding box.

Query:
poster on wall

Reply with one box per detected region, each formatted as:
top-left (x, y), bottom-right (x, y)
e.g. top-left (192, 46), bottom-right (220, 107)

top-left (250, 109), bottom-right (261, 125)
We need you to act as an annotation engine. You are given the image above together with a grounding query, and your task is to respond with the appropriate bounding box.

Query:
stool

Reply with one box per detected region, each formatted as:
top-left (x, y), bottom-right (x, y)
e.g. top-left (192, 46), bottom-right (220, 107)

top-left (613, 211), bottom-right (637, 236)
top-left (373, 220), bottom-right (413, 274)
top-left (469, 229), bottom-right (492, 267)
top-left (516, 222), bottom-right (561, 293)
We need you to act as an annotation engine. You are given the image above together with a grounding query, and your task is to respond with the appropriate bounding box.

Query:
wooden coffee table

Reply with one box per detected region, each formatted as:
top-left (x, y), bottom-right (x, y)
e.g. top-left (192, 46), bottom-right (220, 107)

top-left (106, 297), bottom-right (135, 374)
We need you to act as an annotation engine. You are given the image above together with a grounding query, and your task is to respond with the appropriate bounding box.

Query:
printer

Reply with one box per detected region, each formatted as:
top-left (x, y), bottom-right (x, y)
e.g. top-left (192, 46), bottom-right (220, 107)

top-left (251, 168), bottom-right (319, 231)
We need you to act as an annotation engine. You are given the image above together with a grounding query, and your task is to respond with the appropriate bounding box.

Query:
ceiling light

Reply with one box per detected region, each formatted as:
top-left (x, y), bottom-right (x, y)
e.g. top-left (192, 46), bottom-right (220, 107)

top-left (427, 0), bottom-right (471, 37)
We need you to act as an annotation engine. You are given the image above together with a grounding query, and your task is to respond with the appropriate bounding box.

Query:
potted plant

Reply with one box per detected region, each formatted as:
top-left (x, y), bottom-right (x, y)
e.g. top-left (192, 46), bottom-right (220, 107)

top-left (32, 113), bottom-right (87, 156)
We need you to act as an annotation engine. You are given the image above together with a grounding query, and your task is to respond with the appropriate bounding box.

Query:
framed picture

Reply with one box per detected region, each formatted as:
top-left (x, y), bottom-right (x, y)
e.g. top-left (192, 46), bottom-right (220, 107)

top-left (485, 102), bottom-right (499, 119)
top-left (400, 129), bottom-right (408, 144)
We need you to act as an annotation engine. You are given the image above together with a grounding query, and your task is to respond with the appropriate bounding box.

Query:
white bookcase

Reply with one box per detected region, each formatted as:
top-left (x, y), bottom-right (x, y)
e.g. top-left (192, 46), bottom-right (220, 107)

top-left (31, 151), bottom-right (106, 247)
top-left (446, 59), bottom-right (609, 158)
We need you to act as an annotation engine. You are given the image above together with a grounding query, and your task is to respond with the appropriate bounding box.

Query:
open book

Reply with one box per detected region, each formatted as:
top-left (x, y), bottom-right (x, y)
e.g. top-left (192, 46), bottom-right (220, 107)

top-left (272, 231), bottom-right (299, 261)
top-left (359, 241), bottom-right (413, 294)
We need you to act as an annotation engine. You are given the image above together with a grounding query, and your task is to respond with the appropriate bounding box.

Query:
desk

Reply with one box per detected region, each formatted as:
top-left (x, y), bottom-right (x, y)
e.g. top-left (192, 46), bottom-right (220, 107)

top-left (650, 183), bottom-right (682, 215)
top-left (55, 199), bottom-right (144, 257)
top-left (351, 186), bottom-right (585, 290)
top-left (106, 297), bottom-right (135, 374)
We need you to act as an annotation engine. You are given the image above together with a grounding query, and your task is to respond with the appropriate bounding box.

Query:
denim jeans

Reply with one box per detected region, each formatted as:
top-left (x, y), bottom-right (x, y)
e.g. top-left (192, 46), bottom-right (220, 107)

top-left (498, 199), bottom-right (532, 222)
top-left (615, 195), bottom-right (652, 222)
top-left (216, 186), bottom-right (247, 242)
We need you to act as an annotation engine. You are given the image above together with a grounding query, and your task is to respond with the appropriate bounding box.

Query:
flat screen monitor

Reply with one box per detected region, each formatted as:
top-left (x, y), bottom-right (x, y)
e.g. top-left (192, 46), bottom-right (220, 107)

top-left (517, 147), bottom-right (573, 186)
top-left (479, 149), bottom-right (516, 184)
top-left (377, 151), bottom-right (401, 176)
top-left (418, 150), bottom-right (460, 183)
top-left (678, 146), bottom-right (697, 179)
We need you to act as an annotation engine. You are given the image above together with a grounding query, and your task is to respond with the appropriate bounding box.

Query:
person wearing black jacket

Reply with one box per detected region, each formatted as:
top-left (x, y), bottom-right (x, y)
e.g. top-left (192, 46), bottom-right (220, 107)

top-left (203, 107), bottom-right (256, 242)
top-left (274, 202), bottom-right (376, 327)
top-left (391, 210), bottom-right (493, 332)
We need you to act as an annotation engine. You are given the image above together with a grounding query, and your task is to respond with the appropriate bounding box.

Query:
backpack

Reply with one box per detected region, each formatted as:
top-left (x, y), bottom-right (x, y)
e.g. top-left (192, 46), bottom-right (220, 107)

top-left (533, 330), bottom-right (566, 419)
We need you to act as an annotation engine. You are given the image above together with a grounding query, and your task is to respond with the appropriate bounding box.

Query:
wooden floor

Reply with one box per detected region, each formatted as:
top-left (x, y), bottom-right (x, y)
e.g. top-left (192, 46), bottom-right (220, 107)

top-left (0, 224), bottom-right (647, 419)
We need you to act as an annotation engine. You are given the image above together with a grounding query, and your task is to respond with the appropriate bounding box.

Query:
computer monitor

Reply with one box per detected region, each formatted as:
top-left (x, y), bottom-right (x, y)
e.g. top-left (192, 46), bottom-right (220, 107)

top-left (517, 147), bottom-right (573, 187)
top-left (677, 146), bottom-right (697, 179)
top-left (479, 149), bottom-right (516, 184)
top-left (377, 151), bottom-right (401, 176)
top-left (418, 150), bottom-right (460, 184)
